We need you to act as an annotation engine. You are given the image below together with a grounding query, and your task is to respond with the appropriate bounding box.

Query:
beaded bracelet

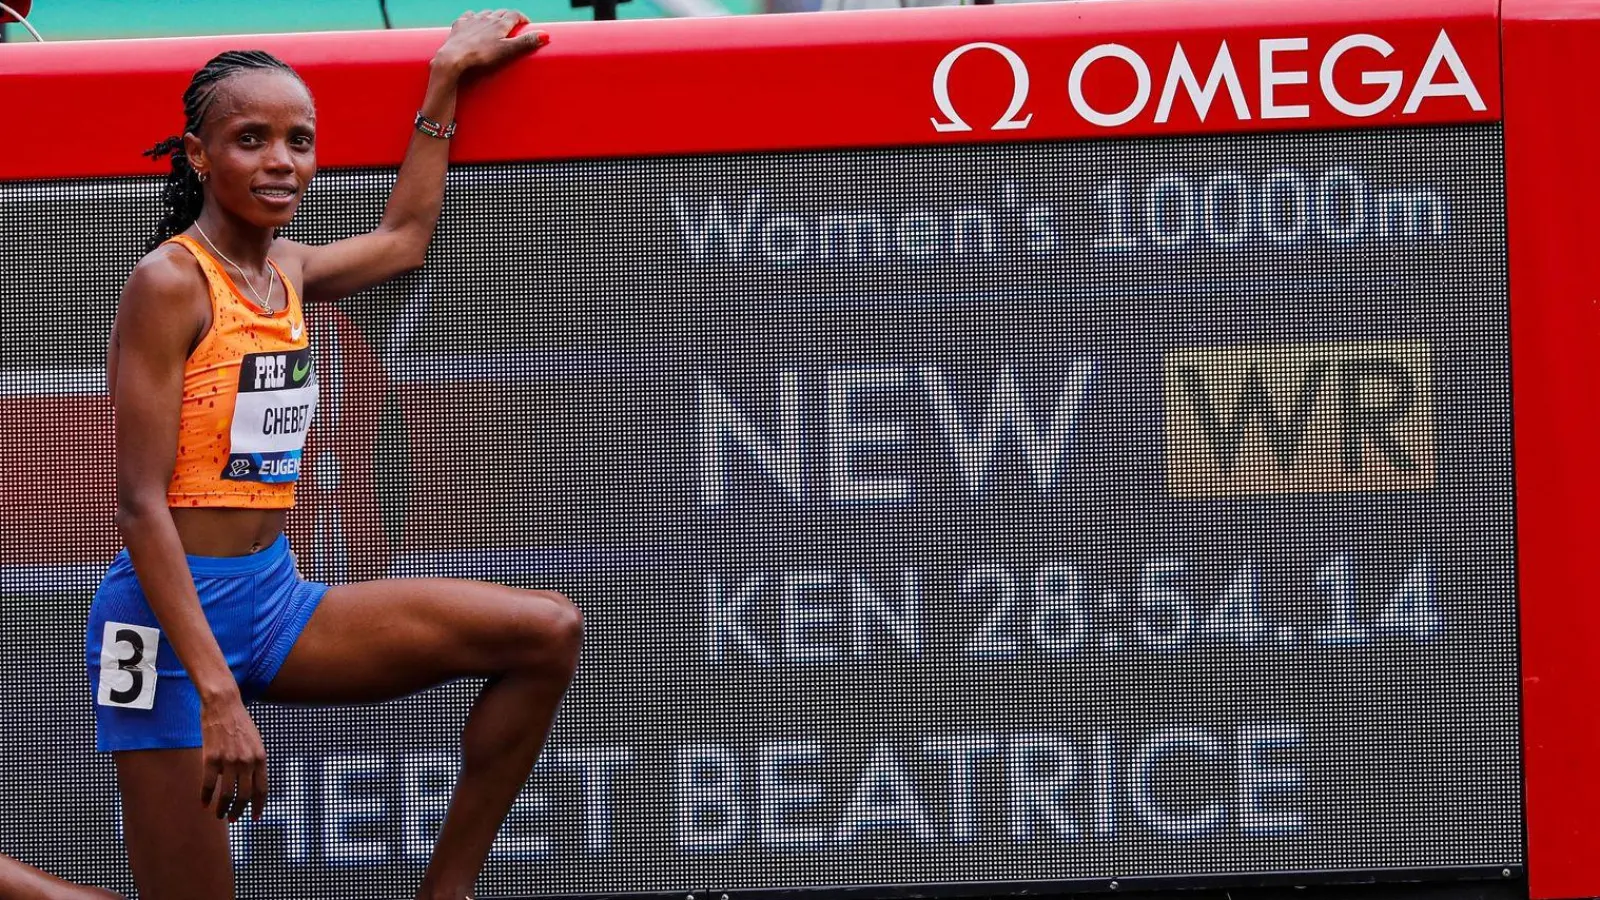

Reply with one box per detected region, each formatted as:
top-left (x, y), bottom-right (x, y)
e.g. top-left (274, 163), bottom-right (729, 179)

top-left (414, 110), bottom-right (457, 140)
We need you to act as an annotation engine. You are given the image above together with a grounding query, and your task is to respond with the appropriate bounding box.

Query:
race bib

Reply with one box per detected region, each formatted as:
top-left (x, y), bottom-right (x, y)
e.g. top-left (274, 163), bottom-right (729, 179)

top-left (223, 347), bottom-right (318, 483)
top-left (97, 622), bottom-right (160, 710)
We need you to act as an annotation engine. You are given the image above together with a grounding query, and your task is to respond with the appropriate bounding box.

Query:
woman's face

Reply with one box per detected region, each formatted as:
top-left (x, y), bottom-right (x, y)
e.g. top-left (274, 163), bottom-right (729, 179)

top-left (186, 69), bottom-right (318, 230)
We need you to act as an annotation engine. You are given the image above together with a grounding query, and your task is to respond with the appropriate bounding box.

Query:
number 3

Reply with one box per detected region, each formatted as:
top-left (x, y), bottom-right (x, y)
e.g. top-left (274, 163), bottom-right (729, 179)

top-left (97, 622), bottom-right (160, 710)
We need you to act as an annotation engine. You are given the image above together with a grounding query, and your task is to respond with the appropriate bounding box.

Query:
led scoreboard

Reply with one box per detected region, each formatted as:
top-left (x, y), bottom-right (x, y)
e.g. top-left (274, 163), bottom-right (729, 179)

top-left (3, 0), bottom-right (1598, 898)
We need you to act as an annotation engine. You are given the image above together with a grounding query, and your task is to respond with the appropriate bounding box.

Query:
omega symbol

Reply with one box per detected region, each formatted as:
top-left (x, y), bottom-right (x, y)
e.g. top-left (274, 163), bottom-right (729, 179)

top-left (930, 41), bottom-right (1034, 133)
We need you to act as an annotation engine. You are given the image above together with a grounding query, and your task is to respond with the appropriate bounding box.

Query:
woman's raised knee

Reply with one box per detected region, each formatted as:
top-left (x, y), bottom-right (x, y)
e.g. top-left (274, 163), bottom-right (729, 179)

top-left (506, 589), bottom-right (582, 678)
top-left (545, 590), bottom-right (584, 677)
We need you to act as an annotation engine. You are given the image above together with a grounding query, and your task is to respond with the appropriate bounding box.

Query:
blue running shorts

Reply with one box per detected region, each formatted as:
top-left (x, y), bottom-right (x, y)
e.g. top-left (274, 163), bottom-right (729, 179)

top-left (85, 534), bottom-right (329, 752)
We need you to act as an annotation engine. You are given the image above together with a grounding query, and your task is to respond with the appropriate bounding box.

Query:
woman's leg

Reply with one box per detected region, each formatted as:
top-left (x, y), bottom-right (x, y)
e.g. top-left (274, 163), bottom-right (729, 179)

top-left (261, 578), bottom-right (582, 900)
top-left (110, 749), bottom-right (232, 900)
top-left (0, 853), bottom-right (124, 900)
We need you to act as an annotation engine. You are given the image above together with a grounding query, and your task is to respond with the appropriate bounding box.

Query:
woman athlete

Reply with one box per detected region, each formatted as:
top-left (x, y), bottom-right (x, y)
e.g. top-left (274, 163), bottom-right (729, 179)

top-left (75, 9), bottom-right (577, 899)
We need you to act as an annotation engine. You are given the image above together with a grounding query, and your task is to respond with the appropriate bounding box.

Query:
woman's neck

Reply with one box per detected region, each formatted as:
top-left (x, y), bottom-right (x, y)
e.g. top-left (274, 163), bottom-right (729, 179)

top-left (193, 212), bottom-right (275, 271)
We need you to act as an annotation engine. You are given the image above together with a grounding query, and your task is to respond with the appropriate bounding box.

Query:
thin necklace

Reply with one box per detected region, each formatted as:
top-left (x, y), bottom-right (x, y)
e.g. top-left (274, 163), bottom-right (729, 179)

top-left (194, 221), bottom-right (277, 313)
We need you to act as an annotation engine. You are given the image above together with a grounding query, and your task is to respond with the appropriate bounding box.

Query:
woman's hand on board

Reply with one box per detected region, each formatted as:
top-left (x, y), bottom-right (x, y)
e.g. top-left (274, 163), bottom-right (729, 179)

top-left (433, 9), bottom-right (549, 79)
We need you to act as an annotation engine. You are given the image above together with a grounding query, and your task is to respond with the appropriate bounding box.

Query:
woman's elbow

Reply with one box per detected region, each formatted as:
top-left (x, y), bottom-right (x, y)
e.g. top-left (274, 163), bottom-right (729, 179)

top-left (399, 244), bottom-right (429, 272)
top-left (381, 227), bottom-right (430, 273)
top-left (113, 498), bottom-right (166, 536)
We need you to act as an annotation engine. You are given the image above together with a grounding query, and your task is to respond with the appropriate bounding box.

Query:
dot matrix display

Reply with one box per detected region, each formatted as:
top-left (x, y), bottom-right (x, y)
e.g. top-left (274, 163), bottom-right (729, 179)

top-left (0, 125), bottom-right (1520, 898)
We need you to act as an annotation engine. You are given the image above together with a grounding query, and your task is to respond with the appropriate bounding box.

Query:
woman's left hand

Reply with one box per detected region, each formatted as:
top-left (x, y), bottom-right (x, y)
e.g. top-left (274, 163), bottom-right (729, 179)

top-left (433, 9), bottom-right (549, 77)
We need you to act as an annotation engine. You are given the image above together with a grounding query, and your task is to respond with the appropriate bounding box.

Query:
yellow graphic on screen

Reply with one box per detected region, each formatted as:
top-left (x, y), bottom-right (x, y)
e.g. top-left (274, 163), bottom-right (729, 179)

top-left (1165, 340), bottom-right (1433, 497)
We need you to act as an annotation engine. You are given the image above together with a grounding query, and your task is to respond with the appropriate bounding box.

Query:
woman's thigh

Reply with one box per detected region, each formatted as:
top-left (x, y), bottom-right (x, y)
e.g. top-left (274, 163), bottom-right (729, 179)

top-left (113, 749), bottom-right (231, 900)
top-left (262, 577), bottom-right (581, 706)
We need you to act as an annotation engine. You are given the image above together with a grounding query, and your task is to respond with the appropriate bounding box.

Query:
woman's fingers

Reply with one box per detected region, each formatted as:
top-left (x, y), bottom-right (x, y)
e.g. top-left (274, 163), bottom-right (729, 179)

top-left (200, 759), bottom-right (223, 811)
top-left (206, 770), bottom-right (236, 819)
top-left (226, 770), bottom-right (250, 822)
top-left (248, 762), bottom-right (270, 822)
top-left (454, 7), bottom-right (538, 38)
top-left (201, 758), bottom-right (263, 820)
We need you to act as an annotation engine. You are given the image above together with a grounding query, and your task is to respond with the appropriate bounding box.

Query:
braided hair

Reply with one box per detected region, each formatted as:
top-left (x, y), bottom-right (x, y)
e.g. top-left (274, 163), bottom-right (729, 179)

top-left (143, 50), bottom-right (305, 253)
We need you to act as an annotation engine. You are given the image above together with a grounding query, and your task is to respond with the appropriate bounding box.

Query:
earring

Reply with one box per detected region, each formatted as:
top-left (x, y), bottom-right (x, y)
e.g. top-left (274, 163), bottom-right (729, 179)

top-left (197, 170), bottom-right (208, 183)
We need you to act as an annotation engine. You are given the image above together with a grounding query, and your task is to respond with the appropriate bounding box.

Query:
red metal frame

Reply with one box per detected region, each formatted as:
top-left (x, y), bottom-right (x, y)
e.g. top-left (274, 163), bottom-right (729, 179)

top-left (1502, 0), bottom-right (1600, 897)
top-left (1, 0), bottom-right (1595, 895)
top-left (0, 0), bottom-right (1496, 180)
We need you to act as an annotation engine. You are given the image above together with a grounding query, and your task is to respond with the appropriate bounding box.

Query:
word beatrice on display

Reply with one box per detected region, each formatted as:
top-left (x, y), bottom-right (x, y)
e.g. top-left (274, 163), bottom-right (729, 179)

top-left (209, 726), bottom-right (1305, 865)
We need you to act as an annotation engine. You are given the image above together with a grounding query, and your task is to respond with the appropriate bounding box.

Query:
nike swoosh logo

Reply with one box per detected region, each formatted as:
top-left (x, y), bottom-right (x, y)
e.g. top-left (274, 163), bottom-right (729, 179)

top-left (291, 322), bottom-right (303, 340)
top-left (292, 359), bottom-right (311, 383)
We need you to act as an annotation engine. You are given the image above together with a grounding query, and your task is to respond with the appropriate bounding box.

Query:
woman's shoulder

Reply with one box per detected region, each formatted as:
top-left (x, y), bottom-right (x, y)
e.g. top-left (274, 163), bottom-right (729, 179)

top-left (269, 235), bottom-right (311, 269)
top-left (120, 239), bottom-right (210, 319)
top-left (129, 239), bottom-right (205, 290)
top-left (266, 237), bottom-right (312, 297)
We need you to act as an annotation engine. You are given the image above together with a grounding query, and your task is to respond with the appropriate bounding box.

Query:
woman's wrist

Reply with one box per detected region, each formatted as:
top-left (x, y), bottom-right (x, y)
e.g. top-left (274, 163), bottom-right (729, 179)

top-left (421, 58), bottom-right (463, 126)
top-left (428, 54), bottom-right (466, 86)
top-left (195, 677), bottom-right (243, 708)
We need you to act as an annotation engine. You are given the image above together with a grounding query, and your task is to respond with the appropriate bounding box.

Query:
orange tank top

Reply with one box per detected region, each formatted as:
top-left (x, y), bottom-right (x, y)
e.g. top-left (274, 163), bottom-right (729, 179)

top-left (165, 234), bottom-right (317, 509)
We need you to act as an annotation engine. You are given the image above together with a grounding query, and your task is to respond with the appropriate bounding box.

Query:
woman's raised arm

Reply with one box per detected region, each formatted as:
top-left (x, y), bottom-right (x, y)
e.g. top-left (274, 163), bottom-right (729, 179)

top-left (286, 10), bottom-right (548, 305)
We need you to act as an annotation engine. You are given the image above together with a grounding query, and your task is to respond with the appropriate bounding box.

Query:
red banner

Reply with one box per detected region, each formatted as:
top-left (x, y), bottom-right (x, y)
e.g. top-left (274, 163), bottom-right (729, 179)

top-left (0, 0), bottom-right (1497, 181)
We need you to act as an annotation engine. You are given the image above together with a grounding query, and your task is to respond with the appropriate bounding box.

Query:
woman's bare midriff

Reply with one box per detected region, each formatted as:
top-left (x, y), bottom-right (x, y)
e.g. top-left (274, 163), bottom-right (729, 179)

top-left (170, 507), bottom-right (288, 557)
